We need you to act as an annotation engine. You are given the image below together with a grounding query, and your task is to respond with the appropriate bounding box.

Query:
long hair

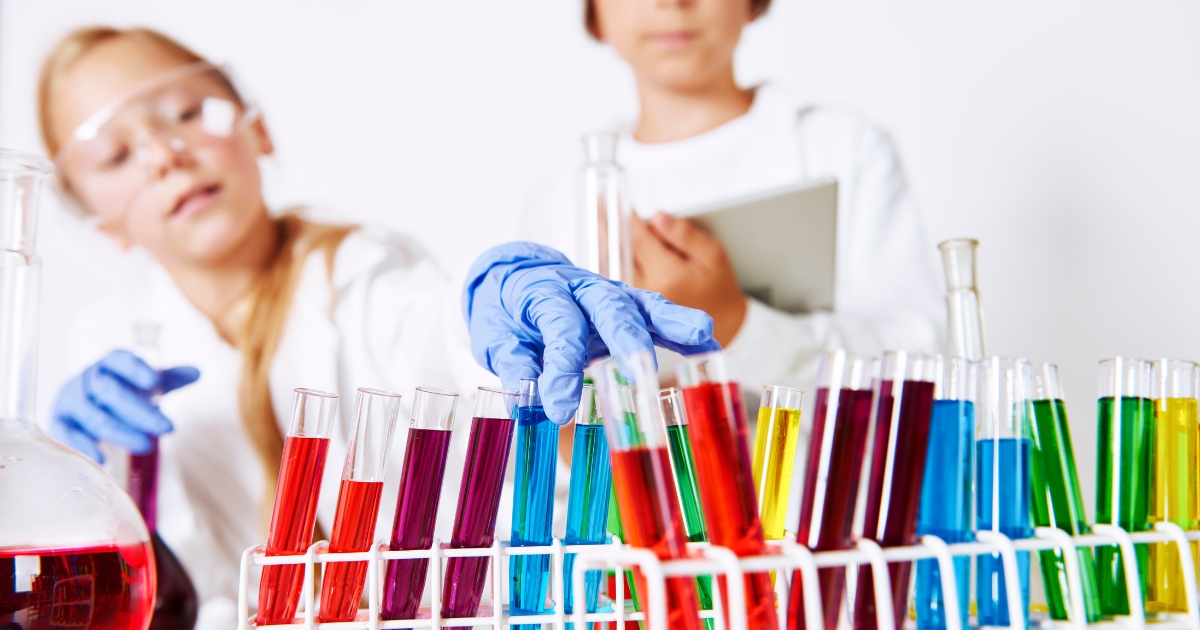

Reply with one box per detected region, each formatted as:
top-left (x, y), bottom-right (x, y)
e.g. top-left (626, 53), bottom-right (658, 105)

top-left (38, 27), bottom-right (355, 518)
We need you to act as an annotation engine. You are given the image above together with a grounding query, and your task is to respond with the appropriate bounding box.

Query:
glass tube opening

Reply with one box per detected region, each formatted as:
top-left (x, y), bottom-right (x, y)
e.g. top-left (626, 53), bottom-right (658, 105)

top-left (343, 388), bottom-right (401, 482)
top-left (288, 388), bottom-right (338, 438)
top-left (412, 387), bottom-right (458, 431)
top-left (474, 386), bottom-right (518, 420)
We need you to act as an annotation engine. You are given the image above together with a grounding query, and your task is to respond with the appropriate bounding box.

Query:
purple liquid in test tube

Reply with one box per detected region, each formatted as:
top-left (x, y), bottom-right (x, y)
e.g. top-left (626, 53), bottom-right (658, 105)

top-left (441, 386), bottom-right (518, 619)
top-left (381, 387), bottom-right (459, 620)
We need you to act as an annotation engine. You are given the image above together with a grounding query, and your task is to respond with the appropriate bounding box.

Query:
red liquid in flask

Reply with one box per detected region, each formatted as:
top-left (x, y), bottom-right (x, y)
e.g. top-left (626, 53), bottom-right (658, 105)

top-left (681, 381), bottom-right (778, 630)
top-left (257, 435), bottom-right (330, 625)
top-left (0, 543), bottom-right (155, 629)
top-left (442, 416), bottom-right (516, 618)
top-left (854, 380), bottom-right (935, 630)
top-left (318, 479), bottom-right (384, 622)
top-left (611, 447), bottom-right (703, 630)
top-left (789, 387), bottom-right (875, 630)
top-left (382, 427), bottom-right (452, 620)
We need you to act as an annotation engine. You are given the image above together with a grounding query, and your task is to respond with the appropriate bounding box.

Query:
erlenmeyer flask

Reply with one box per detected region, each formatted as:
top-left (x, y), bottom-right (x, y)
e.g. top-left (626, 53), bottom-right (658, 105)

top-left (939, 239), bottom-right (985, 360)
top-left (578, 132), bottom-right (633, 283)
top-left (0, 148), bottom-right (156, 629)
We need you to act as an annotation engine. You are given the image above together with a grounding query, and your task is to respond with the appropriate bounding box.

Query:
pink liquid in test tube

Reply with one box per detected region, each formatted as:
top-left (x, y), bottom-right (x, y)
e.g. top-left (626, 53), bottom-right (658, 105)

top-left (381, 387), bottom-right (459, 620)
top-left (256, 388), bottom-right (338, 626)
top-left (318, 388), bottom-right (401, 622)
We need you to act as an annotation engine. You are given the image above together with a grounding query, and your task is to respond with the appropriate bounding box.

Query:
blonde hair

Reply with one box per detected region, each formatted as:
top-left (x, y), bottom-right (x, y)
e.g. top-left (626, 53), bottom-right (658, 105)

top-left (38, 27), bottom-right (354, 518)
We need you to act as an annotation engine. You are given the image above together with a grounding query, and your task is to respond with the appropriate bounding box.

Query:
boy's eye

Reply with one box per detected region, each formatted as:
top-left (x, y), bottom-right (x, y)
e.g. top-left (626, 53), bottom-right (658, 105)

top-left (99, 146), bottom-right (130, 170)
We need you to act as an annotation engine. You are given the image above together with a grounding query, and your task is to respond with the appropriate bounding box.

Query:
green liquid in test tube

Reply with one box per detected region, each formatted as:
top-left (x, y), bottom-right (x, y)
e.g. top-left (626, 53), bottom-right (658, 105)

top-left (1028, 363), bottom-right (1101, 622)
top-left (1094, 358), bottom-right (1152, 616)
top-left (659, 388), bottom-right (715, 630)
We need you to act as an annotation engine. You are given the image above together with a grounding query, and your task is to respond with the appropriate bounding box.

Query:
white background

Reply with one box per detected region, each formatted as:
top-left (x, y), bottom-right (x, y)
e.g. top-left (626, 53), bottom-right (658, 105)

top-left (3, 0), bottom-right (1199, 525)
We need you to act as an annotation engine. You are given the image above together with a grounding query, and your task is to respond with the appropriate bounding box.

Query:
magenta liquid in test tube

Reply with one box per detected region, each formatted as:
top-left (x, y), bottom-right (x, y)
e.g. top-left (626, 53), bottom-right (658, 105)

top-left (852, 352), bottom-right (937, 630)
top-left (441, 386), bottom-right (519, 619)
top-left (257, 388), bottom-right (339, 626)
top-left (787, 350), bottom-right (877, 630)
top-left (381, 387), bottom-right (459, 620)
top-left (318, 388), bottom-right (401, 622)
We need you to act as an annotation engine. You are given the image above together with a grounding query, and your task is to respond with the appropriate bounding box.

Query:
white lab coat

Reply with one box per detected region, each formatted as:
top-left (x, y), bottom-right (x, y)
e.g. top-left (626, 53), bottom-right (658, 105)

top-left (59, 226), bottom-right (535, 629)
top-left (521, 83), bottom-right (945, 402)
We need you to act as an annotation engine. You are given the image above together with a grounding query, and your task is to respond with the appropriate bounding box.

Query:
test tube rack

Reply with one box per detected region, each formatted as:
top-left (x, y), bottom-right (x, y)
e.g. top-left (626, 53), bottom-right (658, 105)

top-left (236, 523), bottom-right (1200, 630)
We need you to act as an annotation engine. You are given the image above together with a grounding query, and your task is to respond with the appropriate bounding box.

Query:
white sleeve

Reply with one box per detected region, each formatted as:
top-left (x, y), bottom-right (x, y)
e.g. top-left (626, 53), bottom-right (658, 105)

top-left (725, 113), bottom-right (944, 392)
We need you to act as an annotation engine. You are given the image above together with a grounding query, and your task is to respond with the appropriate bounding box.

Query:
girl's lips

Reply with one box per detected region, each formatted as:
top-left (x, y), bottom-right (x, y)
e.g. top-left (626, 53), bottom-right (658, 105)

top-left (171, 184), bottom-right (220, 218)
top-left (649, 31), bottom-right (698, 48)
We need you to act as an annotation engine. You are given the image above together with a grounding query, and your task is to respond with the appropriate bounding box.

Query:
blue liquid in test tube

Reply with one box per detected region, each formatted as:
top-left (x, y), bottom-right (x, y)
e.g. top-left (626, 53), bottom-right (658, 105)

top-left (510, 379), bottom-right (559, 626)
top-left (563, 385), bottom-right (612, 629)
top-left (915, 399), bottom-right (974, 630)
top-left (976, 436), bottom-right (1033, 627)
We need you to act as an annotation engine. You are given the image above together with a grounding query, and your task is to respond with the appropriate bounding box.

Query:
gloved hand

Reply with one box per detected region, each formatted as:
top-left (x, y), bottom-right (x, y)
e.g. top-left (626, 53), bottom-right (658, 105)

top-left (52, 349), bottom-right (201, 463)
top-left (464, 242), bottom-right (720, 424)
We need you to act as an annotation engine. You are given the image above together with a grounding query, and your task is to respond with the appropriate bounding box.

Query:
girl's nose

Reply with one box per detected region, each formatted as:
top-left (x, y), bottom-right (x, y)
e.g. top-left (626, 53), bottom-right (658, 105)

top-left (134, 129), bottom-right (188, 180)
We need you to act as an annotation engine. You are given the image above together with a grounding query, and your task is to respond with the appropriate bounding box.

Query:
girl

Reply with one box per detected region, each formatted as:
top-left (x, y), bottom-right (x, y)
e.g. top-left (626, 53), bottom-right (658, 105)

top-left (40, 26), bottom-right (715, 628)
top-left (523, 0), bottom-right (943, 394)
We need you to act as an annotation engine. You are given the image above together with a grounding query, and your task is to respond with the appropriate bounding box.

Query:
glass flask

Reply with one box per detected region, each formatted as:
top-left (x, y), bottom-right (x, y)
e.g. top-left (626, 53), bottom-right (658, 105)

top-left (1028, 362), bottom-right (1102, 622)
top-left (0, 148), bottom-right (156, 629)
top-left (1094, 357), bottom-right (1152, 614)
top-left (939, 238), bottom-right (985, 360)
top-left (853, 351), bottom-right (937, 630)
top-left (788, 349), bottom-right (877, 630)
top-left (915, 356), bottom-right (975, 630)
top-left (127, 322), bottom-right (198, 630)
top-left (595, 351), bottom-right (703, 630)
top-left (975, 357), bottom-right (1032, 627)
top-left (578, 132), bottom-right (633, 283)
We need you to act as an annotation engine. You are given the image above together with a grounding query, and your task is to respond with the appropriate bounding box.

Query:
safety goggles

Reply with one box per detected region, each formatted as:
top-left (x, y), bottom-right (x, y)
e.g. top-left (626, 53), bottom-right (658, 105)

top-left (54, 61), bottom-right (259, 186)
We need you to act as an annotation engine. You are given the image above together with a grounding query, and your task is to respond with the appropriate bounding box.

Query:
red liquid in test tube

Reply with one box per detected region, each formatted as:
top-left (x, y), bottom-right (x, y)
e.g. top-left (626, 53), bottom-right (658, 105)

top-left (788, 351), bottom-right (877, 630)
top-left (256, 388), bottom-right (338, 626)
top-left (595, 352), bottom-right (703, 630)
top-left (677, 352), bottom-right (778, 630)
top-left (318, 388), bottom-right (401, 623)
top-left (852, 353), bottom-right (937, 630)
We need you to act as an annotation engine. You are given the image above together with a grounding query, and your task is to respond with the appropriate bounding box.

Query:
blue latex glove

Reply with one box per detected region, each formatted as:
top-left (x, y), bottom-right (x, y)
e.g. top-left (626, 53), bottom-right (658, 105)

top-left (464, 241), bottom-right (720, 424)
top-left (52, 349), bottom-right (201, 463)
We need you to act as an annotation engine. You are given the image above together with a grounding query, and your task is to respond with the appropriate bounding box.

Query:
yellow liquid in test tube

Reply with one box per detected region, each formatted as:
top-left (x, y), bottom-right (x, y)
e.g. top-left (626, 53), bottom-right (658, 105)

top-left (1147, 397), bottom-right (1199, 613)
top-left (752, 404), bottom-right (803, 540)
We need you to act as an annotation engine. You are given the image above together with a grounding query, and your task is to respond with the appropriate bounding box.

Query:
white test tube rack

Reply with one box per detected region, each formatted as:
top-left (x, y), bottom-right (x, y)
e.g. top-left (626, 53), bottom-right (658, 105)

top-left (236, 524), bottom-right (1200, 630)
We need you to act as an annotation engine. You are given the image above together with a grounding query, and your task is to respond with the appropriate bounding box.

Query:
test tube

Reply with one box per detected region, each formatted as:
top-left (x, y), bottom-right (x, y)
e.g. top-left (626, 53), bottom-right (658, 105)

top-left (914, 356), bottom-right (975, 630)
top-left (787, 350), bottom-right (876, 630)
top-left (578, 132), bottom-right (633, 283)
top-left (939, 238), bottom-right (986, 360)
top-left (256, 388), bottom-right (338, 626)
top-left (753, 385), bottom-right (805, 541)
top-left (660, 387), bottom-right (715, 629)
top-left (606, 477), bottom-right (643, 625)
top-left (510, 379), bottom-right (559, 625)
top-left (563, 385), bottom-right (612, 624)
top-left (852, 351), bottom-right (937, 630)
top-left (441, 386), bottom-right (518, 618)
top-left (317, 388), bottom-right (400, 622)
top-left (1095, 358), bottom-right (1152, 614)
top-left (676, 351), bottom-right (778, 630)
top-left (381, 387), bottom-right (458, 620)
top-left (595, 351), bottom-right (703, 630)
top-left (975, 357), bottom-right (1033, 627)
top-left (1147, 359), bottom-right (1199, 612)
top-left (1029, 363), bottom-right (1102, 622)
